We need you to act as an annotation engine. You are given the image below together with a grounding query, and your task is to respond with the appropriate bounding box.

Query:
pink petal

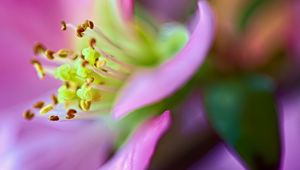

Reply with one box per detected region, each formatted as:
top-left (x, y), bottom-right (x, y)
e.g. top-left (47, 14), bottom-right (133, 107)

top-left (119, 0), bottom-right (134, 21)
top-left (280, 92), bottom-right (300, 169)
top-left (0, 0), bottom-right (75, 109)
top-left (113, 0), bottom-right (215, 118)
top-left (191, 145), bottom-right (245, 170)
top-left (0, 106), bottom-right (113, 170)
top-left (59, 0), bottom-right (94, 24)
top-left (100, 111), bottom-right (171, 170)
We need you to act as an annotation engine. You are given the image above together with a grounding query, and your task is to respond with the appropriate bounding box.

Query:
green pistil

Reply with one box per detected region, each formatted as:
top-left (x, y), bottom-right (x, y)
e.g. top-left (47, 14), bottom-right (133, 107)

top-left (54, 64), bottom-right (76, 81)
top-left (53, 47), bottom-right (107, 106)
top-left (76, 84), bottom-right (95, 101)
top-left (82, 47), bottom-right (100, 65)
top-left (57, 85), bottom-right (76, 103)
top-left (76, 65), bottom-right (92, 78)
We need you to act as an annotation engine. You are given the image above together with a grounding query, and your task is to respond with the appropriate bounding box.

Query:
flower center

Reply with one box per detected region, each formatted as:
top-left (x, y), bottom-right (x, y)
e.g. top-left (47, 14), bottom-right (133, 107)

top-left (25, 20), bottom-right (135, 121)
top-left (24, 18), bottom-right (189, 121)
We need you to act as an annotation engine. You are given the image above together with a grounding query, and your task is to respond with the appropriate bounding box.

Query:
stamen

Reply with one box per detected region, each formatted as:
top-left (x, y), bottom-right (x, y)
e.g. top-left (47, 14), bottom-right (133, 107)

top-left (40, 104), bottom-right (54, 115)
top-left (76, 25), bottom-right (85, 38)
top-left (91, 84), bottom-right (118, 93)
top-left (33, 101), bottom-right (45, 109)
top-left (43, 66), bottom-right (56, 76)
top-left (49, 115), bottom-right (59, 121)
top-left (79, 100), bottom-right (91, 111)
top-left (95, 47), bottom-right (134, 70)
top-left (90, 25), bottom-right (121, 49)
top-left (88, 65), bottom-right (126, 80)
top-left (64, 21), bottom-right (122, 56)
top-left (95, 58), bottom-right (107, 68)
top-left (51, 94), bottom-right (58, 105)
top-left (81, 60), bottom-right (89, 67)
top-left (61, 21), bottom-right (67, 31)
top-left (85, 77), bottom-right (94, 86)
top-left (85, 20), bottom-right (94, 29)
top-left (89, 38), bottom-right (96, 49)
top-left (71, 20), bottom-right (122, 51)
top-left (66, 109), bottom-right (77, 119)
top-left (45, 50), bottom-right (55, 60)
top-left (102, 65), bottom-right (128, 77)
top-left (57, 49), bottom-right (69, 58)
top-left (23, 110), bottom-right (35, 120)
top-left (33, 43), bottom-right (46, 55)
top-left (31, 59), bottom-right (45, 79)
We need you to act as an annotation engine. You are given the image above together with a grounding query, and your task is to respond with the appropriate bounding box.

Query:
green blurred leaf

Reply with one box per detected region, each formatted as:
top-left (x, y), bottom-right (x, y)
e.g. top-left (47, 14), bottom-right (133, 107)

top-left (239, 0), bottom-right (270, 31)
top-left (203, 74), bottom-right (281, 170)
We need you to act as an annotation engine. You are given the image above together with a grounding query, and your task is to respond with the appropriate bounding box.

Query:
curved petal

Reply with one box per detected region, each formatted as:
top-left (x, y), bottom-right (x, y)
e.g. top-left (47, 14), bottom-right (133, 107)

top-left (113, 1), bottom-right (215, 118)
top-left (280, 92), bottom-right (300, 169)
top-left (100, 111), bottom-right (171, 170)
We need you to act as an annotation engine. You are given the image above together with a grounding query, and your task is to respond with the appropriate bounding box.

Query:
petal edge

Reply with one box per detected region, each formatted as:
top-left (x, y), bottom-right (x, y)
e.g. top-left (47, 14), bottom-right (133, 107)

top-left (100, 111), bottom-right (171, 170)
top-left (113, 1), bottom-right (215, 118)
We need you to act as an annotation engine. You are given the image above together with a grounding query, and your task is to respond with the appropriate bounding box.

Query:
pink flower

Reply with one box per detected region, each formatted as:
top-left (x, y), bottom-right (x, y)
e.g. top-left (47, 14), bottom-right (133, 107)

top-left (0, 0), bottom-right (214, 169)
top-left (9, 0), bottom-right (213, 121)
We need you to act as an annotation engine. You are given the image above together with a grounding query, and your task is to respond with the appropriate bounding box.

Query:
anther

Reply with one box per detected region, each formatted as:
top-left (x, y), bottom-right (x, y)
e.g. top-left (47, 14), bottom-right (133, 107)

top-left (95, 59), bottom-right (107, 68)
top-left (61, 21), bottom-right (67, 31)
top-left (89, 38), bottom-right (96, 49)
top-left (23, 110), bottom-right (35, 120)
top-left (31, 59), bottom-right (45, 79)
top-left (80, 54), bottom-right (85, 60)
top-left (71, 54), bottom-right (79, 60)
top-left (79, 100), bottom-right (91, 111)
top-left (101, 68), bottom-right (108, 73)
top-left (66, 114), bottom-right (75, 119)
top-left (49, 115), bottom-right (59, 121)
top-left (85, 20), bottom-right (94, 29)
top-left (81, 60), bottom-right (89, 67)
top-left (33, 101), bottom-right (45, 109)
top-left (76, 26), bottom-right (85, 38)
top-left (45, 50), bottom-right (55, 60)
top-left (40, 104), bottom-right (54, 115)
top-left (66, 109), bottom-right (77, 119)
top-left (57, 49), bottom-right (68, 58)
top-left (51, 94), bottom-right (58, 105)
top-left (64, 81), bottom-right (71, 88)
top-left (85, 77), bottom-right (94, 86)
top-left (33, 43), bottom-right (46, 55)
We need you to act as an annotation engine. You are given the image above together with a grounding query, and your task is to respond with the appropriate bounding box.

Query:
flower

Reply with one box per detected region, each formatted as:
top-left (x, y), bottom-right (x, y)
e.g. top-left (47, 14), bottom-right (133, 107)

top-left (25, 0), bottom-right (214, 121)
top-left (0, 0), bottom-right (215, 169)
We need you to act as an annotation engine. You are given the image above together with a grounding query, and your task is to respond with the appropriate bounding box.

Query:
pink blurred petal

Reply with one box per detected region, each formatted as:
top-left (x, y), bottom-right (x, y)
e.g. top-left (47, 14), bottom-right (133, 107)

top-left (0, 0), bottom-right (71, 109)
top-left (280, 92), bottom-right (300, 170)
top-left (119, 0), bottom-right (134, 21)
top-left (100, 111), bottom-right (171, 170)
top-left (0, 107), bottom-right (113, 170)
top-left (191, 145), bottom-right (245, 170)
top-left (113, 1), bottom-right (215, 118)
top-left (59, 0), bottom-right (93, 24)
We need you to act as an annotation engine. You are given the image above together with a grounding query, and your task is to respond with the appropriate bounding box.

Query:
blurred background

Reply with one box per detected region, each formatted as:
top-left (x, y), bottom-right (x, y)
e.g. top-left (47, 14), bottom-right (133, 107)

top-left (1, 0), bottom-right (300, 169)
